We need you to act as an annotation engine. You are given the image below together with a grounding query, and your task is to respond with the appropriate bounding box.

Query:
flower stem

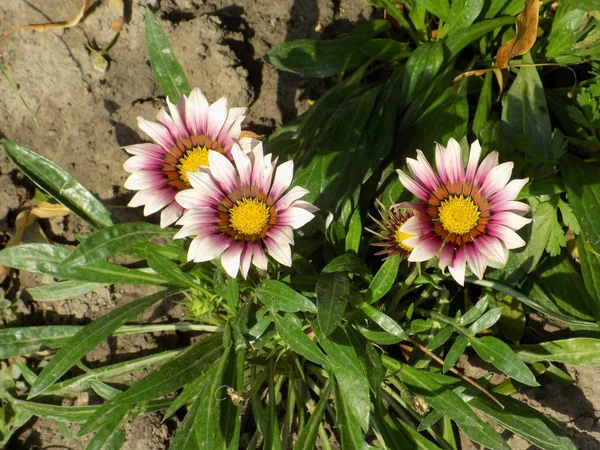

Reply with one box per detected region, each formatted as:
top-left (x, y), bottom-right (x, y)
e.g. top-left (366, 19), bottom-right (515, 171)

top-left (388, 265), bottom-right (419, 313)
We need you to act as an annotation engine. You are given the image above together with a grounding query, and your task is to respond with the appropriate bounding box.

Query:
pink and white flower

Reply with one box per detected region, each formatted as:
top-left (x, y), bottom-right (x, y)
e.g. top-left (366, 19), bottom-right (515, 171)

top-left (123, 88), bottom-right (255, 227)
top-left (174, 143), bottom-right (317, 278)
top-left (396, 138), bottom-right (531, 285)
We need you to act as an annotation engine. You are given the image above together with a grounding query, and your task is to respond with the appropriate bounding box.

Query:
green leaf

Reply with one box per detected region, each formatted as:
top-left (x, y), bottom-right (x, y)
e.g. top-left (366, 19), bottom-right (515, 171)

top-left (0, 325), bottom-right (81, 359)
top-left (214, 269), bottom-right (239, 311)
top-left (0, 243), bottom-right (168, 285)
top-left (316, 272), bottom-right (350, 336)
top-left (445, 16), bottom-right (515, 59)
top-left (29, 289), bottom-right (177, 398)
top-left (443, 336), bottom-right (468, 373)
top-left (274, 313), bottom-right (330, 368)
top-left (368, 255), bottom-right (399, 303)
top-left (395, 363), bottom-right (508, 450)
top-left (345, 208), bottom-right (362, 254)
top-left (473, 72), bottom-right (493, 139)
top-left (562, 155), bottom-right (600, 253)
top-left (546, 6), bottom-right (589, 60)
top-left (427, 325), bottom-right (454, 351)
top-left (399, 41), bottom-right (444, 110)
top-left (1, 139), bottom-right (114, 229)
top-left (8, 397), bottom-right (97, 423)
top-left (468, 307), bottom-right (503, 334)
top-left (501, 53), bottom-right (565, 161)
top-left (61, 223), bottom-right (173, 268)
top-left (26, 280), bottom-right (107, 301)
top-left (457, 295), bottom-right (489, 326)
top-left (449, 0), bottom-right (484, 32)
top-left (264, 20), bottom-right (390, 77)
top-left (256, 280), bottom-right (317, 313)
top-left (145, 7), bottom-right (190, 100)
top-left (414, 0), bottom-right (451, 22)
top-left (195, 345), bottom-right (232, 449)
top-left (577, 233), bottom-right (600, 318)
top-left (517, 338), bottom-right (600, 365)
top-left (333, 380), bottom-right (371, 450)
top-left (470, 336), bottom-right (539, 386)
top-left (359, 302), bottom-right (405, 339)
top-left (318, 327), bottom-right (370, 432)
top-left (171, 392), bottom-right (201, 450)
top-left (322, 254), bottom-right (372, 278)
top-left (79, 333), bottom-right (223, 435)
top-left (84, 416), bottom-right (126, 450)
top-left (293, 382), bottom-right (333, 450)
top-left (145, 246), bottom-right (198, 290)
top-left (360, 39), bottom-right (411, 61)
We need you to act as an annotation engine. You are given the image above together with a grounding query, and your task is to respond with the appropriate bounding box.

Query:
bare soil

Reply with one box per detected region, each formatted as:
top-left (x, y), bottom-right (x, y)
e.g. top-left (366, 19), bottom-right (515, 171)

top-left (0, 1), bottom-right (598, 449)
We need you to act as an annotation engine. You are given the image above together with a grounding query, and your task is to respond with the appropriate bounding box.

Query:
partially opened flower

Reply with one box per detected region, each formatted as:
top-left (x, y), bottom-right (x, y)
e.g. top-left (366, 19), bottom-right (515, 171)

top-left (396, 138), bottom-right (531, 285)
top-left (366, 200), bottom-right (416, 261)
top-left (123, 88), bottom-right (255, 227)
top-left (174, 143), bottom-right (317, 278)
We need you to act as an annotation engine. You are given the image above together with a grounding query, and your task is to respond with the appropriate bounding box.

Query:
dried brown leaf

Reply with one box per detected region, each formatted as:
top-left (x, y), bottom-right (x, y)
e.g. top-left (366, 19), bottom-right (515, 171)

top-left (31, 202), bottom-right (71, 219)
top-left (495, 0), bottom-right (540, 69)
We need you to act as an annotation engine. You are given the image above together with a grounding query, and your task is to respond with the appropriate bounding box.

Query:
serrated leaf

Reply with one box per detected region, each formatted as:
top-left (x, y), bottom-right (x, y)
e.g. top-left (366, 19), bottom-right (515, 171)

top-left (470, 336), bottom-right (539, 386)
top-left (558, 198), bottom-right (581, 234)
top-left (316, 272), bottom-right (350, 336)
top-left (256, 280), bottom-right (317, 313)
top-left (1, 139), bottom-right (114, 229)
top-left (145, 8), bottom-right (190, 100)
top-left (274, 313), bottom-right (330, 368)
top-left (61, 223), bottom-right (173, 268)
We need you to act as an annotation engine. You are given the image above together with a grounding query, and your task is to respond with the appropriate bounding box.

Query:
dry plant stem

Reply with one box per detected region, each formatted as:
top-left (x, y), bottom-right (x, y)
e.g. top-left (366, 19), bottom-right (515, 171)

top-left (405, 335), bottom-right (504, 409)
top-left (0, 0), bottom-right (91, 43)
top-left (112, 323), bottom-right (223, 335)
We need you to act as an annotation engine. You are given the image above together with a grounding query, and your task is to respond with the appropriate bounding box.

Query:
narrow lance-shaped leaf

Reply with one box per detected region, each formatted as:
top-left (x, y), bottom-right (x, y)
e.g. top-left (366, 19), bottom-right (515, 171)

top-left (294, 382), bottom-right (333, 450)
top-left (27, 280), bottom-right (108, 302)
top-left (368, 255), bottom-right (399, 303)
top-left (145, 246), bottom-right (198, 290)
top-left (30, 289), bottom-right (177, 398)
top-left (1, 139), bottom-right (114, 229)
top-left (274, 313), bottom-right (330, 368)
top-left (517, 338), bottom-right (600, 366)
top-left (317, 272), bottom-right (350, 336)
top-left (145, 7), bottom-right (190, 100)
top-left (60, 223), bottom-right (174, 268)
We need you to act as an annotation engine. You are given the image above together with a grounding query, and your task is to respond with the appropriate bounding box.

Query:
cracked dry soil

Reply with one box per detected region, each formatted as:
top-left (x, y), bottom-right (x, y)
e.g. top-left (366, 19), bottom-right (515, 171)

top-left (0, 1), bottom-right (599, 449)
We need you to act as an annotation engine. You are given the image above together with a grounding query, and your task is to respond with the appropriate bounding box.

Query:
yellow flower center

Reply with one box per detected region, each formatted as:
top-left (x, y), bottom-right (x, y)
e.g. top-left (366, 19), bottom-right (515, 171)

top-left (394, 226), bottom-right (414, 251)
top-left (177, 146), bottom-right (209, 186)
top-left (229, 198), bottom-right (271, 236)
top-left (438, 195), bottom-right (480, 235)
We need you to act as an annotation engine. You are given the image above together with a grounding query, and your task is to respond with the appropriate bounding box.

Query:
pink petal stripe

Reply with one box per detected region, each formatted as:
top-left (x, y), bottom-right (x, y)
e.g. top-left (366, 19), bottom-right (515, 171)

top-left (445, 138), bottom-right (466, 184)
top-left (218, 107), bottom-right (246, 143)
top-left (124, 171), bottom-right (166, 190)
top-left (402, 235), bottom-right (423, 248)
top-left (489, 212), bottom-right (532, 230)
top-left (400, 215), bottom-right (432, 234)
top-left (185, 88), bottom-right (209, 135)
top-left (448, 246), bottom-right (467, 286)
top-left (174, 224), bottom-right (212, 239)
top-left (128, 187), bottom-right (158, 207)
top-left (464, 140), bottom-right (482, 185)
top-left (123, 155), bottom-right (163, 172)
top-left (220, 241), bottom-right (244, 278)
top-left (465, 244), bottom-right (486, 280)
top-left (137, 117), bottom-right (175, 150)
top-left (265, 238), bottom-right (292, 266)
top-left (187, 170), bottom-right (225, 201)
top-left (176, 209), bottom-right (219, 226)
top-left (396, 170), bottom-right (430, 201)
top-left (277, 207), bottom-right (314, 229)
top-left (489, 178), bottom-right (529, 204)
top-left (123, 143), bottom-right (165, 157)
top-left (393, 201), bottom-right (428, 216)
top-left (160, 202), bottom-right (184, 228)
top-left (408, 234), bottom-right (441, 262)
top-left (176, 186), bottom-right (219, 210)
top-left (207, 97), bottom-right (229, 139)
top-left (439, 244), bottom-right (454, 271)
top-left (239, 244), bottom-right (253, 279)
top-left (166, 98), bottom-right (189, 139)
top-left (480, 162), bottom-right (514, 197)
top-left (269, 160), bottom-right (294, 201)
top-left (208, 151), bottom-right (238, 193)
top-left (231, 145), bottom-right (252, 187)
top-left (407, 150), bottom-right (442, 191)
top-left (258, 153), bottom-right (275, 194)
top-left (276, 186), bottom-right (309, 211)
top-left (251, 244), bottom-right (268, 270)
top-left (155, 108), bottom-right (181, 141)
top-left (474, 151), bottom-right (499, 186)
top-left (487, 224), bottom-right (526, 249)
top-left (189, 234), bottom-right (231, 263)
top-left (144, 188), bottom-right (176, 216)
top-left (474, 234), bottom-right (507, 265)
top-left (267, 225), bottom-right (295, 245)
top-left (490, 200), bottom-right (531, 215)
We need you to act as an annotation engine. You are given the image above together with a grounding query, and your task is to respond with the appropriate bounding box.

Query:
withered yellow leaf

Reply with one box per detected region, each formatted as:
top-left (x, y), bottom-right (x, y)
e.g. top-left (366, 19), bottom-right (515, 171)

top-left (495, 0), bottom-right (540, 69)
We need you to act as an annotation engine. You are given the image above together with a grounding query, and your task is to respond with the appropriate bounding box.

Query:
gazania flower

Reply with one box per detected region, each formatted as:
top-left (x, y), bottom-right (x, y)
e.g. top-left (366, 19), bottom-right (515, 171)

top-left (366, 200), bottom-right (416, 260)
top-left (123, 88), bottom-right (255, 227)
top-left (173, 143), bottom-right (317, 278)
top-left (396, 138), bottom-right (531, 285)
